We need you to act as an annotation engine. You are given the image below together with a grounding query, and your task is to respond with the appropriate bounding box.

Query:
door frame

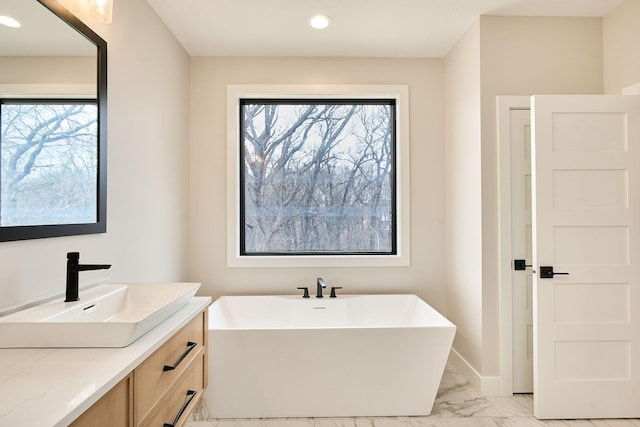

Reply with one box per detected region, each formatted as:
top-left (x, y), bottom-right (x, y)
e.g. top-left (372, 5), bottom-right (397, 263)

top-left (497, 95), bottom-right (531, 396)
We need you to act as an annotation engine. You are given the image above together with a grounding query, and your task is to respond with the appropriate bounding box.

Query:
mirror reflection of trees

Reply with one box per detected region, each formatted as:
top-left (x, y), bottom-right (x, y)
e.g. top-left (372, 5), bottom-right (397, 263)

top-left (0, 102), bottom-right (98, 226)
top-left (241, 100), bottom-right (395, 254)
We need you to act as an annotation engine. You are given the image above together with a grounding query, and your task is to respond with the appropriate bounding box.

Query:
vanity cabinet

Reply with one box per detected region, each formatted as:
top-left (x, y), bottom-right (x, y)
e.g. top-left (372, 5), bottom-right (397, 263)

top-left (70, 309), bottom-right (207, 427)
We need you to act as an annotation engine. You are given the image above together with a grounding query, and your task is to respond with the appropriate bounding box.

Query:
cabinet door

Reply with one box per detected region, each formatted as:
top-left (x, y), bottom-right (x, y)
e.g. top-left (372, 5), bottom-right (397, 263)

top-left (70, 374), bottom-right (133, 427)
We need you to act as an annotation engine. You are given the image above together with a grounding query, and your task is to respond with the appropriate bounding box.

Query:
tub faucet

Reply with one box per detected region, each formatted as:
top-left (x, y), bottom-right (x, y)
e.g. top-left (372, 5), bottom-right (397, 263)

top-left (65, 252), bottom-right (111, 302)
top-left (316, 277), bottom-right (327, 298)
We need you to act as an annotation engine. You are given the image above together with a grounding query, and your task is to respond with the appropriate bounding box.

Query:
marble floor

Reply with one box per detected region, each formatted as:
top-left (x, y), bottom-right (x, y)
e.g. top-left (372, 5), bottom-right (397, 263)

top-left (186, 365), bottom-right (640, 427)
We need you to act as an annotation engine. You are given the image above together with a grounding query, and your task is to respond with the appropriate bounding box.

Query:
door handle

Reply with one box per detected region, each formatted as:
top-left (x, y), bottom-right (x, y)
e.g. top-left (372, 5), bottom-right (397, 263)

top-left (539, 266), bottom-right (569, 279)
top-left (163, 390), bottom-right (197, 427)
top-left (514, 259), bottom-right (532, 271)
top-left (163, 341), bottom-right (197, 371)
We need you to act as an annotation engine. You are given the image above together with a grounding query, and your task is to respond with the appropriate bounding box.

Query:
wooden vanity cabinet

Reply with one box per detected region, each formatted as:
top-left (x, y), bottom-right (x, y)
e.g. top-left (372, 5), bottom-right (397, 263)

top-left (70, 374), bottom-right (133, 427)
top-left (72, 309), bottom-right (208, 427)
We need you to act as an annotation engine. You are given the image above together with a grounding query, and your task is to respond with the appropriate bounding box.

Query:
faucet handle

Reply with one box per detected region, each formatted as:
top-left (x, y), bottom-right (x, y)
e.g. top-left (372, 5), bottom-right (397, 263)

top-left (330, 287), bottom-right (342, 298)
top-left (297, 287), bottom-right (310, 298)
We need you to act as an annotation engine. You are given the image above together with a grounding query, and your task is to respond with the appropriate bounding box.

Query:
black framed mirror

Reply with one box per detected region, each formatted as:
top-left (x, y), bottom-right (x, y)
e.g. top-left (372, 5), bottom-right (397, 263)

top-left (0, 0), bottom-right (107, 242)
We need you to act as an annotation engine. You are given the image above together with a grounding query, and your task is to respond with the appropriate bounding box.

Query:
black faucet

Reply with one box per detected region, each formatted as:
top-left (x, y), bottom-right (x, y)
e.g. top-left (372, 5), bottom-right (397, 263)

top-left (316, 277), bottom-right (327, 298)
top-left (65, 252), bottom-right (111, 302)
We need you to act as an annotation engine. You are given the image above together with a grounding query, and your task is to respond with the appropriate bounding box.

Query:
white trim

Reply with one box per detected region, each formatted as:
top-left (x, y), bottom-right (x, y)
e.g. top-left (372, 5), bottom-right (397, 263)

top-left (497, 96), bottom-right (531, 397)
top-left (226, 84), bottom-right (411, 268)
top-left (449, 348), bottom-right (502, 396)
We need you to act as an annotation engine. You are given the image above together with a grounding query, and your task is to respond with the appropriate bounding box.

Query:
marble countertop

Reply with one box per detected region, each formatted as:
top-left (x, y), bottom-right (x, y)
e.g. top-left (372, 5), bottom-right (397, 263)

top-left (0, 296), bottom-right (212, 427)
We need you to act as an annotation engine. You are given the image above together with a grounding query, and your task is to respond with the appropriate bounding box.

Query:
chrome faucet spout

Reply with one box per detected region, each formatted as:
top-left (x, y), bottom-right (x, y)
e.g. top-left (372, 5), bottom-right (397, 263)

top-left (316, 277), bottom-right (327, 298)
top-left (65, 252), bottom-right (111, 302)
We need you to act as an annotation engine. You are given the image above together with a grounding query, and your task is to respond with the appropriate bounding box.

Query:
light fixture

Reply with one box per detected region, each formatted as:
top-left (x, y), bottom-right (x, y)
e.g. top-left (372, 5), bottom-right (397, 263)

top-left (0, 15), bottom-right (22, 28)
top-left (55, 0), bottom-right (113, 24)
top-left (309, 14), bottom-right (331, 30)
top-left (89, 0), bottom-right (113, 24)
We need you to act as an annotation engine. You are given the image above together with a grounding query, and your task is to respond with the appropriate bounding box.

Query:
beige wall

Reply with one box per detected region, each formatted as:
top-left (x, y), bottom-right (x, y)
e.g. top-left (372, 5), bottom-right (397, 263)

top-left (189, 57), bottom-right (447, 310)
top-left (0, 56), bottom-right (94, 86)
top-left (603, 0), bottom-right (640, 94)
top-left (444, 21), bottom-right (484, 373)
top-left (0, 0), bottom-right (190, 312)
top-left (444, 16), bottom-right (604, 380)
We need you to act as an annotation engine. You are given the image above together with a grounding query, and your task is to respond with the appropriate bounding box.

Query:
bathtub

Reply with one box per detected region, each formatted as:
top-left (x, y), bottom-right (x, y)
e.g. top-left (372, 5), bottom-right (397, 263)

top-left (204, 294), bottom-right (456, 419)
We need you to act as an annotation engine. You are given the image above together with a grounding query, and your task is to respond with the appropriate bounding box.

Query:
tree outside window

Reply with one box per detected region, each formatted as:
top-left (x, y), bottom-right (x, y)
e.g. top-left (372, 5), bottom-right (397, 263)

top-left (0, 101), bottom-right (98, 226)
top-left (240, 99), bottom-right (396, 255)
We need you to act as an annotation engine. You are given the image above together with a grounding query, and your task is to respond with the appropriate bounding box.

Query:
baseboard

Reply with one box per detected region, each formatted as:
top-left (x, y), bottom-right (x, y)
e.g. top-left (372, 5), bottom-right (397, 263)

top-left (448, 348), bottom-right (503, 396)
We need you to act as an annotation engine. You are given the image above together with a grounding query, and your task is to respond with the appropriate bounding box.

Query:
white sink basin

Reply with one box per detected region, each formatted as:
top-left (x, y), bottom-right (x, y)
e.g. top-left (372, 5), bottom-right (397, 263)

top-left (0, 282), bottom-right (200, 348)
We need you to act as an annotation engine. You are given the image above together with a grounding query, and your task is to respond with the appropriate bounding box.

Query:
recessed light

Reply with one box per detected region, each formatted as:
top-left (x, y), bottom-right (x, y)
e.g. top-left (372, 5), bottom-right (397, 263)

top-left (309, 14), bottom-right (331, 30)
top-left (0, 15), bottom-right (21, 28)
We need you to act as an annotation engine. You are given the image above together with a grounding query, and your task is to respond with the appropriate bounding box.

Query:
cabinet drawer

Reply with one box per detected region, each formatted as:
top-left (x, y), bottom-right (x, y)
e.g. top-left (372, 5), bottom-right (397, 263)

top-left (141, 352), bottom-right (205, 427)
top-left (134, 312), bottom-right (205, 424)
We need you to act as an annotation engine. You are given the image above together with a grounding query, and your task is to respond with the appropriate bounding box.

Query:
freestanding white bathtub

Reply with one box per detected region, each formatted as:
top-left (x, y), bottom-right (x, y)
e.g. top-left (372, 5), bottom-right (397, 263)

top-left (204, 294), bottom-right (456, 419)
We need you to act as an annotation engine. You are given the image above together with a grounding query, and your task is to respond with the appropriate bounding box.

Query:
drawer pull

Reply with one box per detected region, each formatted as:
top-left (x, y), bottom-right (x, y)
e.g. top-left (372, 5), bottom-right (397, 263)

top-left (163, 341), bottom-right (197, 372)
top-left (163, 389), bottom-right (197, 427)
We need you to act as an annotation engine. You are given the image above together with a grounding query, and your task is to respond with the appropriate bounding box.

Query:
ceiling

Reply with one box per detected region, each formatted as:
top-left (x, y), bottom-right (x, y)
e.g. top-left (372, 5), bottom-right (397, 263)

top-left (146, 0), bottom-right (624, 58)
top-left (0, 0), bottom-right (95, 56)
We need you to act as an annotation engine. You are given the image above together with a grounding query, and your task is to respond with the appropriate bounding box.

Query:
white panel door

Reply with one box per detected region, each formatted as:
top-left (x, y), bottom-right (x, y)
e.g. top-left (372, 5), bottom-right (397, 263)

top-left (510, 108), bottom-right (533, 393)
top-left (531, 95), bottom-right (640, 419)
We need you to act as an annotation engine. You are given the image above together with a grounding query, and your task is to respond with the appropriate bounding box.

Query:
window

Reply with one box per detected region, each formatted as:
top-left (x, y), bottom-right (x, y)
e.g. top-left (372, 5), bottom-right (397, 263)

top-left (227, 85), bottom-right (410, 267)
top-left (240, 99), bottom-right (396, 255)
top-left (0, 100), bottom-right (98, 227)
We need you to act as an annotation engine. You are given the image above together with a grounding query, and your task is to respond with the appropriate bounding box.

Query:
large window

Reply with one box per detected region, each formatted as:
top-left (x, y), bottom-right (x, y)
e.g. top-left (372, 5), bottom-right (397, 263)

top-left (240, 99), bottom-right (396, 256)
top-left (227, 85), bottom-right (410, 267)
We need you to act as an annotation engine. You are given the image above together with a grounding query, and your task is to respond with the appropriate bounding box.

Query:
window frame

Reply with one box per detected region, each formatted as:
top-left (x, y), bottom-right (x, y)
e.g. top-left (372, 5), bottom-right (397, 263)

top-left (239, 97), bottom-right (397, 257)
top-left (227, 85), bottom-right (411, 268)
top-left (0, 97), bottom-right (103, 236)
